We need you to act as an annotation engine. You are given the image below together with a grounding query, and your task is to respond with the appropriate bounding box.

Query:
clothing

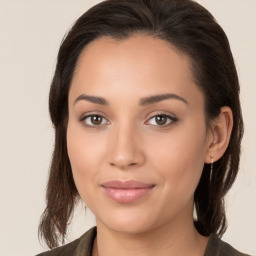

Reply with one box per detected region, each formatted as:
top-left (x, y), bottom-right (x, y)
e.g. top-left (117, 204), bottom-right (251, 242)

top-left (36, 226), bottom-right (250, 256)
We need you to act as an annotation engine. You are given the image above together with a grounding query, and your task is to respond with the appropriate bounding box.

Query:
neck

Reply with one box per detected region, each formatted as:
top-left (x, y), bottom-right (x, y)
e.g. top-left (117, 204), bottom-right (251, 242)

top-left (92, 214), bottom-right (208, 256)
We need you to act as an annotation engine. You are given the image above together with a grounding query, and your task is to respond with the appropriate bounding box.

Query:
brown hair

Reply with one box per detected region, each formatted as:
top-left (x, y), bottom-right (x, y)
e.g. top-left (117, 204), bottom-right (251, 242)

top-left (38, 0), bottom-right (243, 249)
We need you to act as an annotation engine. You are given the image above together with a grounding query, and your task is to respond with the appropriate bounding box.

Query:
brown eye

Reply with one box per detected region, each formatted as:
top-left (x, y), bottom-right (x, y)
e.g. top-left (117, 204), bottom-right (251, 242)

top-left (147, 114), bottom-right (177, 127)
top-left (81, 114), bottom-right (108, 127)
top-left (155, 115), bottom-right (168, 125)
top-left (91, 115), bottom-right (103, 125)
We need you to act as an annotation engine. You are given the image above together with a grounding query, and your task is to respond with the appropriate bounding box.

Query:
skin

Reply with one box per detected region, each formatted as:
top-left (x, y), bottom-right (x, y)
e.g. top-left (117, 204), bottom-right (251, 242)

top-left (67, 35), bottom-right (233, 256)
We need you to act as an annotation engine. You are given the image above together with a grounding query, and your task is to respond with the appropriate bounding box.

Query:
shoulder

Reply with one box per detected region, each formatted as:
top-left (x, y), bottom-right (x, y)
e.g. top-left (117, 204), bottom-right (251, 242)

top-left (35, 226), bottom-right (97, 256)
top-left (35, 238), bottom-right (80, 256)
top-left (205, 234), bottom-right (251, 256)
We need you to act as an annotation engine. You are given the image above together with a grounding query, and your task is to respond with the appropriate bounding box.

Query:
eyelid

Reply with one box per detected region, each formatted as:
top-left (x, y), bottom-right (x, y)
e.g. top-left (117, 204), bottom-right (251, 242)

top-left (146, 111), bottom-right (177, 120)
top-left (80, 111), bottom-right (108, 121)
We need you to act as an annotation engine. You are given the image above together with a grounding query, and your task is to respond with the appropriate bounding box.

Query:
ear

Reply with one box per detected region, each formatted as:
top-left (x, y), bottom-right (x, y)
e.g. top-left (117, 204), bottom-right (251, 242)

top-left (205, 106), bottom-right (233, 163)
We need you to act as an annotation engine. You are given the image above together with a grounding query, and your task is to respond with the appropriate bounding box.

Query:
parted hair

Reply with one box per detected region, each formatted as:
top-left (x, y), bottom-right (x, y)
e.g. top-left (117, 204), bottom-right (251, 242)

top-left (38, 0), bottom-right (243, 249)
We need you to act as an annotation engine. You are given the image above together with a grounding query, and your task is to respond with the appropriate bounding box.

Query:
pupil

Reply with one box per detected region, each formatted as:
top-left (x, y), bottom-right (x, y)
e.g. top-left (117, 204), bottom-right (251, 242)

top-left (92, 116), bottom-right (102, 125)
top-left (156, 116), bottom-right (167, 125)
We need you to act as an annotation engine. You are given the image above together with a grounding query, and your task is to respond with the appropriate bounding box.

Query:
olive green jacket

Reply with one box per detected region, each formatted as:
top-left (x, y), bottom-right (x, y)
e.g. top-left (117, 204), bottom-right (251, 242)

top-left (36, 227), bottom-right (250, 256)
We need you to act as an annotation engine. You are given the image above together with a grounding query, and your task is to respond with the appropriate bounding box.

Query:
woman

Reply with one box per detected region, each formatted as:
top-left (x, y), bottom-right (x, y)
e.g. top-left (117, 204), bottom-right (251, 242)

top-left (37, 0), bottom-right (249, 255)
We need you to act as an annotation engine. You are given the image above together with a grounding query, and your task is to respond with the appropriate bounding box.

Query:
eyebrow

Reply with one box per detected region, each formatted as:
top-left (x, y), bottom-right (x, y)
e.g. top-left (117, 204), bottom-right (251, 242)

top-left (74, 93), bottom-right (188, 106)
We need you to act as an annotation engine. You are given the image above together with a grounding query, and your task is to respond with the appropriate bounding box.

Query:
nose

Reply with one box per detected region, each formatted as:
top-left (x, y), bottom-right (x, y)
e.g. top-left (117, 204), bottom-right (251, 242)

top-left (108, 124), bottom-right (145, 170)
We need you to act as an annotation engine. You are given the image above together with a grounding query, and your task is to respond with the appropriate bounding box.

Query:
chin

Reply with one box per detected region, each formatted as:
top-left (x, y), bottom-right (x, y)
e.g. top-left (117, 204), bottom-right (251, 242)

top-left (105, 220), bottom-right (153, 235)
top-left (95, 207), bottom-right (162, 235)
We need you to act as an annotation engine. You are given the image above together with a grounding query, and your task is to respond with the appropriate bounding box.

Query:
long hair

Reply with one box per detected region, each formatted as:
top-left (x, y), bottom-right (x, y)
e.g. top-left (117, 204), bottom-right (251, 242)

top-left (38, 0), bottom-right (243, 249)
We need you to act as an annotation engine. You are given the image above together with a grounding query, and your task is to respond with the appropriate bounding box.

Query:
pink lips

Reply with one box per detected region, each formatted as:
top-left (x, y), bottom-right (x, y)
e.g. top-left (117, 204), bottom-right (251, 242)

top-left (101, 180), bottom-right (155, 203)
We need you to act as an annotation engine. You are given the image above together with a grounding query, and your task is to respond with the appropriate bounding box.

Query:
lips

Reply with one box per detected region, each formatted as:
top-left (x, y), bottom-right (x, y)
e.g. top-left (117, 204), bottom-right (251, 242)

top-left (100, 180), bottom-right (155, 203)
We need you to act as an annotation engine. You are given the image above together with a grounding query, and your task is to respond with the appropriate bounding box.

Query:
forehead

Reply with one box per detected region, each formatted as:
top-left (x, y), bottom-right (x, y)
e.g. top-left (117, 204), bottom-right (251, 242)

top-left (75, 34), bottom-right (193, 79)
top-left (70, 34), bottom-right (204, 108)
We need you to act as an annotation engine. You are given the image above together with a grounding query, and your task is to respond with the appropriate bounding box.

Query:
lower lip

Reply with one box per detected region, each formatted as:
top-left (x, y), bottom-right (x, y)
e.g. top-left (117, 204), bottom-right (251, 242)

top-left (102, 187), bottom-right (154, 203)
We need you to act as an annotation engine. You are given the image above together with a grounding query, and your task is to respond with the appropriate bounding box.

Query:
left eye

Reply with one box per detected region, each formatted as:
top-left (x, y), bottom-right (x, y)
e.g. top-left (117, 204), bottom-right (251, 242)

top-left (147, 114), bottom-right (177, 126)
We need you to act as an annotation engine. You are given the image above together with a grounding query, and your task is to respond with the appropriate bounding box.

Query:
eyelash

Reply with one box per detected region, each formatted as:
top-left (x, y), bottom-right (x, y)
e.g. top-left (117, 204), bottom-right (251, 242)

top-left (79, 112), bottom-right (178, 129)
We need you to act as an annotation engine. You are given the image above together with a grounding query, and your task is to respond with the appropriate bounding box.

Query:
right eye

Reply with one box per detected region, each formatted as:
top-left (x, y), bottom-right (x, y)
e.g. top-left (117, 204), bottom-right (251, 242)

top-left (80, 114), bottom-right (108, 128)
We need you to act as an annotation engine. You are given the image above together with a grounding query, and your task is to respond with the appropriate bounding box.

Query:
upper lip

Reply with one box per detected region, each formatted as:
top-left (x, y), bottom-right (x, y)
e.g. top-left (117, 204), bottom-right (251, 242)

top-left (101, 180), bottom-right (155, 189)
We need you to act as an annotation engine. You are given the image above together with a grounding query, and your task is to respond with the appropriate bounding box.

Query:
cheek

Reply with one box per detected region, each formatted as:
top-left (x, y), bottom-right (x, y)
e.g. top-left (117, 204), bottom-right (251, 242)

top-left (150, 121), bottom-right (207, 196)
top-left (67, 119), bottom-right (106, 167)
top-left (66, 122), bottom-right (105, 196)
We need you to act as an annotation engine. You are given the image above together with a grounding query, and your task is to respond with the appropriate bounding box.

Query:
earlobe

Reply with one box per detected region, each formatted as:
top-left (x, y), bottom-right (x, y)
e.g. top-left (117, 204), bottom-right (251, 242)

top-left (205, 106), bottom-right (233, 164)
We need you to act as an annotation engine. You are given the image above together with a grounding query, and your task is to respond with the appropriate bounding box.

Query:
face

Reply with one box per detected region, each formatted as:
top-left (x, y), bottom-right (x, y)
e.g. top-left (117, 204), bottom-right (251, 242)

top-left (67, 35), bottom-right (211, 234)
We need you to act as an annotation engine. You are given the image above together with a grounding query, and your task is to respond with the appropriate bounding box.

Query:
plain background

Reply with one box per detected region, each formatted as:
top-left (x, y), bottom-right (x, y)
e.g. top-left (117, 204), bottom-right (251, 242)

top-left (0, 0), bottom-right (255, 255)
